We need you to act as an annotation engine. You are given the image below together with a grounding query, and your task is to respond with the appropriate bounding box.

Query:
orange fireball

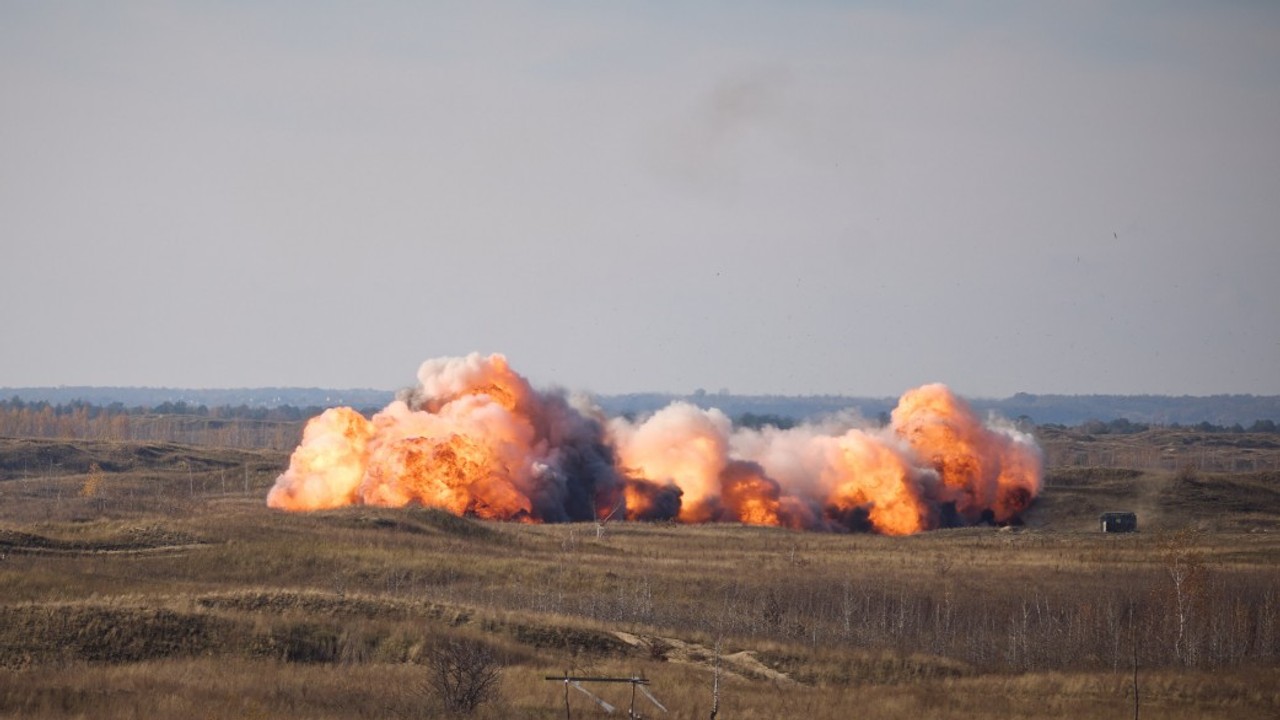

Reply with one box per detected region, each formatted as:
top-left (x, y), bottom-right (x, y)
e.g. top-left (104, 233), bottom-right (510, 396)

top-left (823, 430), bottom-right (928, 536)
top-left (267, 354), bottom-right (1042, 534)
top-left (267, 406), bottom-right (373, 511)
top-left (718, 461), bottom-right (783, 526)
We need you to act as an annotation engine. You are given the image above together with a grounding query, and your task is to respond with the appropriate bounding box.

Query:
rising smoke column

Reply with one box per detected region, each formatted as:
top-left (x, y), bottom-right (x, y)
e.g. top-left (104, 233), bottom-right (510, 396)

top-left (267, 353), bottom-right (1043, 534)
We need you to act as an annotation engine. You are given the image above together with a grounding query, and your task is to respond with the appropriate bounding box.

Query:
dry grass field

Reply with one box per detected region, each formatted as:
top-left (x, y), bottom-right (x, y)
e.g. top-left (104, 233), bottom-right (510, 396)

top-left (1, 432), bottom-right (1278, 719)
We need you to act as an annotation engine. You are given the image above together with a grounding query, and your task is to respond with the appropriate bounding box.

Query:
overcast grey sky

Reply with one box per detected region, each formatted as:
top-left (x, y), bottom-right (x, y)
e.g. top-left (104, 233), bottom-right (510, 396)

top-left (2, 1), bottom-right (1277, 397)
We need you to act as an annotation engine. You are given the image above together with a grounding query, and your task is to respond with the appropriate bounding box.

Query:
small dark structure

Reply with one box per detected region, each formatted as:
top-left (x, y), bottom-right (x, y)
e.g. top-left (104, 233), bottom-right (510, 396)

top-left (1100, 511), bottom-right (1138, 533)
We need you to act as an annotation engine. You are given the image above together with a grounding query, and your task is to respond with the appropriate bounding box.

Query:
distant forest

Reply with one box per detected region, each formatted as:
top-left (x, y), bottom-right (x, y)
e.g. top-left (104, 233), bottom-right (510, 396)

top-left (596, 391), bottom-right (1280, 429)
top-left (0, 386), bottom-right (393, 410)
top-left (2, 387), bottom-right (1278, 435)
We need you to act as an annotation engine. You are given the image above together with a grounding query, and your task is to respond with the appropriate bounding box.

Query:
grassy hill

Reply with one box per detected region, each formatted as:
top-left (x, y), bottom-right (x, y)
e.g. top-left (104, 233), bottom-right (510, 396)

top-left (0, 434), bottom-right (1277, 719)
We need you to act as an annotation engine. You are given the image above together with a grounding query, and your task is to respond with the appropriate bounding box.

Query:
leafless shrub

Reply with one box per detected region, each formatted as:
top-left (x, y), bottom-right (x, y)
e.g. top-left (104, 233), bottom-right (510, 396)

top-left (422, 636), bottom-right (502, 715)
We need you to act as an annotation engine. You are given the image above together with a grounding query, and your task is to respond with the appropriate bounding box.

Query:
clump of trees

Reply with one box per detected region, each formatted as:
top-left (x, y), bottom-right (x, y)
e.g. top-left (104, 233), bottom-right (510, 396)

top-left (1077, 418), bottom-right (1151, 435)
top-left (1173, 418), bottom-right (1280, 434)
top-left (734, 412), bottom-right (796, 430)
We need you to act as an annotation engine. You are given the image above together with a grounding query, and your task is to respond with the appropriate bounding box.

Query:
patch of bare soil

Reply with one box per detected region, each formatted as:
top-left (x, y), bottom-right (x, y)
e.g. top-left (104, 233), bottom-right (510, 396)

top-left (612, 631), bottom-right (797, 684)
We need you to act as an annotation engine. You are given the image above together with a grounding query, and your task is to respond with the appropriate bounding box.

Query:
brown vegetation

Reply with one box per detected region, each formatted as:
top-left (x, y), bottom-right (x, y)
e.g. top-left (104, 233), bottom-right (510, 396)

top-left (1038, 425), bottom-right (1280, 473)
top-left (0, 432), bottom-right (1278, 718)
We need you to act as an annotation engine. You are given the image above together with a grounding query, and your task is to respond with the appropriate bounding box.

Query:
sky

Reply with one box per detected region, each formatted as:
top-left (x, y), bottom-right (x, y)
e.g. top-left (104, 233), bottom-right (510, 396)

top-left (2, 1), bottom-right (1278, 398)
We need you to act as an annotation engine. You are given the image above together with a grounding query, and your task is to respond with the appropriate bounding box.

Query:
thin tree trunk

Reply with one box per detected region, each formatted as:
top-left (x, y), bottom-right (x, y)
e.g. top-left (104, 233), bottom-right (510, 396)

top-left (1131, 604), bottom-right (1140, 720)
top-left (710, 638), bottom-right (721, 720)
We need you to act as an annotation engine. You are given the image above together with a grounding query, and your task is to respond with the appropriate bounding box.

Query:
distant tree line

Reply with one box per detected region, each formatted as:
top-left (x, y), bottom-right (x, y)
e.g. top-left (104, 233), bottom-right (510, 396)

top-left (734, 412), bottom-right (1280, 435)
top-left (608, 392), bottom-right (1280, 427)
top-left (2, 398), bottom-right (1277, 452)
top-left (0, 397), bottom-right (382, 450)
top-left (1041, 417), bottom-right (1280, 435)
top-left (3, 387), bottom-right (1278, 426)
top-left (734, 412), bottom-right (798, 430)
top-left (1, 396), bottom-right (342, 421)
top-left (979, 392), bottom-right (1280, 427)
top-left (0, 385), bottom-right (395, 410)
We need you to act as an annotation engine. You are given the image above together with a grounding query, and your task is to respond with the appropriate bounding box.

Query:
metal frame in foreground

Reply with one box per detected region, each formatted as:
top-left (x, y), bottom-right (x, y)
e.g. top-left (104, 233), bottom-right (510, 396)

top-left (544, 675), bottom-right (668, 719)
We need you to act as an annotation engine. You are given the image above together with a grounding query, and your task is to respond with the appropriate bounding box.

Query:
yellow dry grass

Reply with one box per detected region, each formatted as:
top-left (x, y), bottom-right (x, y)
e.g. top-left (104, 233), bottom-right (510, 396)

top-left (0, 436), bottom-right (1277, 718)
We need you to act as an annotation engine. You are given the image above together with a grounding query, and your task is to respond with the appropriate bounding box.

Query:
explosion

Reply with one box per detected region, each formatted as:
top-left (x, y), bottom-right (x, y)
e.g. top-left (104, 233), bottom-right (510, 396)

top-left (267, 353), bottom-right (1042, 534)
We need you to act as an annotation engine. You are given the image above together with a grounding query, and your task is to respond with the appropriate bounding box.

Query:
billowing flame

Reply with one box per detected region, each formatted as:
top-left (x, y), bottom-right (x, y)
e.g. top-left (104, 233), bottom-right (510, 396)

top-left (824, 430), bottom-right (928, 536)
top-left (267, 353), bottom-right (1043, 534)
top-left (891, 383), bottom-right (1042, 524)
top-left (718, 461), bottom-right (783, 527)
top-left (609, 402), bottom-right (730, 522)
top-left (267, 406), bottom-right (373, 511)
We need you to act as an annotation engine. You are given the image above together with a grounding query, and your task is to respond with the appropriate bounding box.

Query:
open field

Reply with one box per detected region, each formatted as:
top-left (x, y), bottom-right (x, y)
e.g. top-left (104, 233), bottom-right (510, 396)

top-left (1, 433), bottom-right (1278, 718)
top-left (1037, 425), bottom-right (1280, 474)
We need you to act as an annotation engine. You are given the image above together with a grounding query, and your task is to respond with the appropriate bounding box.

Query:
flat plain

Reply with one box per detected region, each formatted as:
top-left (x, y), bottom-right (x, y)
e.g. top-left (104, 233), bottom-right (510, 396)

top-left (0, 429), bottom-right (1277, 719)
